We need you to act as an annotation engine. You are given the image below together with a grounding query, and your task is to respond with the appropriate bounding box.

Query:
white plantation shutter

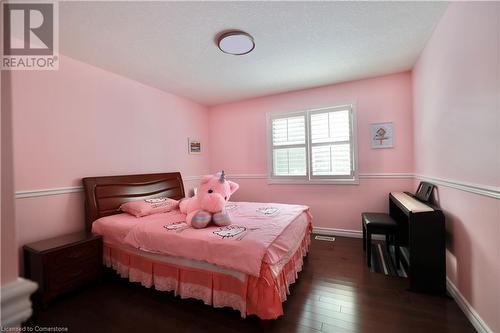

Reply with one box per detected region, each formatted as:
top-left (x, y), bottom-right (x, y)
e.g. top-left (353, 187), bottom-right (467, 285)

top-left (310, 110), bottom-right (350, 143)
top-left (271, 115), bottom-right (307, 176)
top-left (310, 109), bottom-right (352, 176)
top-left (272, 116), bottom-right (305, 146)
top-left (269, 105), bottom-right (356, 182)
top-left (273, 147), bottom-right (306, 175)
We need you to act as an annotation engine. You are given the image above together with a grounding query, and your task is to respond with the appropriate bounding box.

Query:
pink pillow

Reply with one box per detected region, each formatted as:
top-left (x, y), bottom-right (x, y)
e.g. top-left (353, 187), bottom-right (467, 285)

top-left (120, 197), bottom-right (179, 217)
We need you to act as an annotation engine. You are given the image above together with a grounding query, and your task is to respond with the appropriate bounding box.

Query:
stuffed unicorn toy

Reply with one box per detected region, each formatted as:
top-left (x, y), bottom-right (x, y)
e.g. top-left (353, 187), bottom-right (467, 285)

top-left (179, 171), bottom-right (239, 229)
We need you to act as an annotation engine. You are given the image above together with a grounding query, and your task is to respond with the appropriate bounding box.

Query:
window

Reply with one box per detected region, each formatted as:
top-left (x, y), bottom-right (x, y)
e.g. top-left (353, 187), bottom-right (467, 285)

top-left (268, 105), bottom-right (358, 184)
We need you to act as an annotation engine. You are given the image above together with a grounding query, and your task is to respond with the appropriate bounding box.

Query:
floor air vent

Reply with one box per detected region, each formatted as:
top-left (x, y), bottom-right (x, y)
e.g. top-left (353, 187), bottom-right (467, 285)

top-left (315, 235), bottom-right (336, 242)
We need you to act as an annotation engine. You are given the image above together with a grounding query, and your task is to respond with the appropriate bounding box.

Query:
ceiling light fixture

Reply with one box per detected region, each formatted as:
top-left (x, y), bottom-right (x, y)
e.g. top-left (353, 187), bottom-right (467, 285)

top-left (217, 31), bottom-right (255, 55)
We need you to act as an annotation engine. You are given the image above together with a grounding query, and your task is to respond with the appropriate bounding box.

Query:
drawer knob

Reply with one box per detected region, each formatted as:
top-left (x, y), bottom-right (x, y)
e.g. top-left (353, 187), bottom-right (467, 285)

top-left (68, 269), bottom-right (84, 278)
top-left (67, 251), bottom-right (83, 259)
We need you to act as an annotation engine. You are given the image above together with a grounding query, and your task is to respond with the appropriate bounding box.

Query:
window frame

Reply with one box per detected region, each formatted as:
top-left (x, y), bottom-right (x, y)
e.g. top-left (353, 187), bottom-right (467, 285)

top-left (267, 104), bottom-right (359, 185)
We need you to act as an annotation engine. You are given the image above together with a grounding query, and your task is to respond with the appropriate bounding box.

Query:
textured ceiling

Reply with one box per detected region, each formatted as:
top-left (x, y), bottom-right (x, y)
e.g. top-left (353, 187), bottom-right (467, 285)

top-left (59, 1), bottom-right (448, 106)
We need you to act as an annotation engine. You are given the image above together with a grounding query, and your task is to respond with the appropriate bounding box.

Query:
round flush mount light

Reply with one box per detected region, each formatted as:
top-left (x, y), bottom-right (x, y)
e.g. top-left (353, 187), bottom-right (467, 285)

top-left (217, 31), bottom-right (255, 55)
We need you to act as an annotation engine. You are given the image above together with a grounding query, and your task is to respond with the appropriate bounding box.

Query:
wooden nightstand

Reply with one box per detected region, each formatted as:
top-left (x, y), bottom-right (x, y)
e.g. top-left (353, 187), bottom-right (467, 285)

top-left (23, 231), bottom-right (103, 305)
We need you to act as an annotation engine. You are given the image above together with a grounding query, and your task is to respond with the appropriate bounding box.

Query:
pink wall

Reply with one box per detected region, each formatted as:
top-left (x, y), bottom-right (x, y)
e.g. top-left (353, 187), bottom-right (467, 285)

top-left (1, 70), bottom-right (20, 284)
top-left (209, 72), bottom-right (415, 231)
top-left (412, 2), bottom-right (499, 332)
top-left (11, 54), bottom-right (210, 249)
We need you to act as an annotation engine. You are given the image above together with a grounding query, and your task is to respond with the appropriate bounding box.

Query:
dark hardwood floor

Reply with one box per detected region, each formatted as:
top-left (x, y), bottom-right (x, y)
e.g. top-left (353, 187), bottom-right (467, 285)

top-left (26, 236), bottom-right (475, 333)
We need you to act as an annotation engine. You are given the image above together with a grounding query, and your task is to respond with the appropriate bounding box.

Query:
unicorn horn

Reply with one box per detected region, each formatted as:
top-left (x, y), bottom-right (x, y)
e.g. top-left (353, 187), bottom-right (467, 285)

top-left (219, 170), bottom-right (226, 183)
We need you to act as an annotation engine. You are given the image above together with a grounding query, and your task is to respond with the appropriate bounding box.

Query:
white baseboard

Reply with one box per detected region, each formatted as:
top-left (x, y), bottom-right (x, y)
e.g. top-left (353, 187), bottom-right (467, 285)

top-left (446, 278), bottom-right (493, 333)
top-left (313, 226), bottom-right (384, 240)
top-left (0, 278), bottom-right (38, 328)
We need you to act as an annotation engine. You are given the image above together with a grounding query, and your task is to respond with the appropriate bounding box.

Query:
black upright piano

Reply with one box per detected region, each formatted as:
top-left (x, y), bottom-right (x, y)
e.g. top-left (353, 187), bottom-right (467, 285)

top-left (389, 190), bottom-right (446, 295)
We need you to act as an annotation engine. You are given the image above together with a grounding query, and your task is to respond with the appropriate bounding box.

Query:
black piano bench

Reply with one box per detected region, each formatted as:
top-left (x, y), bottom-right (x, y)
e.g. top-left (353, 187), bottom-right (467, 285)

top-left (362, 213), bottom-right (400, 268)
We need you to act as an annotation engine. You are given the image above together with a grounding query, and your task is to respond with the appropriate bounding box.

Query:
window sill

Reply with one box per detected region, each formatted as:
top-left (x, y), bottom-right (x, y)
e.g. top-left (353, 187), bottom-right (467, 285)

top-left (267, 178), bottom-right (359, 185)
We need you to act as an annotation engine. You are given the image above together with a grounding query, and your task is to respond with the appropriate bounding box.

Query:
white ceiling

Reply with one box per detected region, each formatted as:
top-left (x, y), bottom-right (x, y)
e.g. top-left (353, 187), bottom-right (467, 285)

top-left (59, 1), bottom-right (448, 106)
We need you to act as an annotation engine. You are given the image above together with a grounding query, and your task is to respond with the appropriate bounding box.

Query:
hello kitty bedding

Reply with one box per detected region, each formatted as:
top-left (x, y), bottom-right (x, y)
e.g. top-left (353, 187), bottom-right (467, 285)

top-left (92, 202), bottom-right (311, 277)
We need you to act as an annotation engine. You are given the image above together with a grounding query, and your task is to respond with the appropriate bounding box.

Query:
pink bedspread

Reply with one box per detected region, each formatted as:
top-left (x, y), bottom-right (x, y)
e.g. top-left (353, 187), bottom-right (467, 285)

top-left (94, 202), bottom-right (310, 277)
top-left (92, 214), bottom-right (142, 245)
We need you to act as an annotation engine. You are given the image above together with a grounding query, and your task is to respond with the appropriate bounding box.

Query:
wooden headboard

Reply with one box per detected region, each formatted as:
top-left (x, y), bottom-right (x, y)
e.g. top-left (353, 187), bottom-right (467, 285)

top-left (82, 172), bottom-right (185, 231)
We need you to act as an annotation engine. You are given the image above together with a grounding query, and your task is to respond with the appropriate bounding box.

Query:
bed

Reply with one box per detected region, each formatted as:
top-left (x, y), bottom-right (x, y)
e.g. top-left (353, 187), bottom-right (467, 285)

top-left (82, 172), bottom-right (312, 319)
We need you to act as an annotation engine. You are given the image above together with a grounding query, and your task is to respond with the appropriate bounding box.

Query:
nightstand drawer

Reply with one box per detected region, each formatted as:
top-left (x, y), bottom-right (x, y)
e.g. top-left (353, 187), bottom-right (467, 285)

top-left (47, 259), bottom-right (101, 294)
top-left (47, 240), bottom-right (99, 269)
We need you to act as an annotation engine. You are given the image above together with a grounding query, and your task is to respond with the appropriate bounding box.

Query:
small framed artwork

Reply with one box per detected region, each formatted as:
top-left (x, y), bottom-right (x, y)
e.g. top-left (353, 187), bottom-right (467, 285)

top-left (370, 122), bottom-right (393, 148)
top-left (188, 138), bottom-right (202, 154)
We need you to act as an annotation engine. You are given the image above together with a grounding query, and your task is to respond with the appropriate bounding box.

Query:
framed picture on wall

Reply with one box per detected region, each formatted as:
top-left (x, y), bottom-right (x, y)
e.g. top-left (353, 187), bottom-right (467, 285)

top-left (371, 122), bottom-right (393, 148)
top-left (188, 138), bottom-right (202, 154)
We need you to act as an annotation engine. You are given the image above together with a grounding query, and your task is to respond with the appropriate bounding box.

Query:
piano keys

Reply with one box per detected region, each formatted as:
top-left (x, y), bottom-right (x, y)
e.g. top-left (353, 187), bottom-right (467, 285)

top-left (389, 191), bottom-right (446, 295)
top-left (390, 192), bottom-right (434, 213)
